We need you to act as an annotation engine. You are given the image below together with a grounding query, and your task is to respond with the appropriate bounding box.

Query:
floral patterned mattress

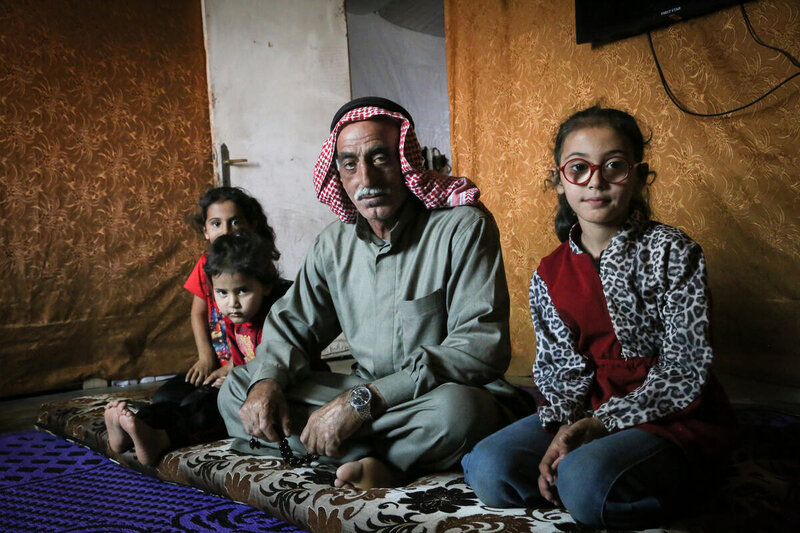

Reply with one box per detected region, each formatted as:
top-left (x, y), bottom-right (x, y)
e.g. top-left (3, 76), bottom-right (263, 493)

top-left (35, 389), bottom-right (800, 533)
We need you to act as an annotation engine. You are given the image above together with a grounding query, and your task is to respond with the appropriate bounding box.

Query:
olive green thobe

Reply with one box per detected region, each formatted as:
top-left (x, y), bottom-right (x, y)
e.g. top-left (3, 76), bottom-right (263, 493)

top-left (219, 199), bottom-right (516, 471)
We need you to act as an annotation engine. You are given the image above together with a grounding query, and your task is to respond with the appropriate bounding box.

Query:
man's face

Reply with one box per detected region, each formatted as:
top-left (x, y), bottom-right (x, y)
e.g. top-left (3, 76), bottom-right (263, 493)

top-left (336, 119), bottom-right (409, 237)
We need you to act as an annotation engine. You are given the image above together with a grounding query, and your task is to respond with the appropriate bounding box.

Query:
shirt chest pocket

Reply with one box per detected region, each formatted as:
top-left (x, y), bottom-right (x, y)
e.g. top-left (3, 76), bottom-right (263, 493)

top-left (398, 289), bottom-right (446, 355)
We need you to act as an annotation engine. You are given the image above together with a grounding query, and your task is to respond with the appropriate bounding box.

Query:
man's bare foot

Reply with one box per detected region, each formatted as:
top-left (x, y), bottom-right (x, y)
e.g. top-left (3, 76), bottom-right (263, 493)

top-left (118, 408), bottom-right (171, 466)
top-left (334, 457), bottom-right (404, 489)
top-left (104, 400), bottom-right (132, 453)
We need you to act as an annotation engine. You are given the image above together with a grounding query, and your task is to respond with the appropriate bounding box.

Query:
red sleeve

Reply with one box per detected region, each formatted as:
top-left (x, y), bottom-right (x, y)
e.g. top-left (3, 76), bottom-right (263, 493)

top-left (184, 253), bottom-right (210, 300)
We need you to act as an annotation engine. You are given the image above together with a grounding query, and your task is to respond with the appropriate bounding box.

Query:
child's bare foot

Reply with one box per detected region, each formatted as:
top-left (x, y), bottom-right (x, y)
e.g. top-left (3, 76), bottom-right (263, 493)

top-left (104, 400), bottom-right (132, 453)
top-left (118, 408), bottom-right (171, 466)
top-left (334, 457), bottom-right (404, 489)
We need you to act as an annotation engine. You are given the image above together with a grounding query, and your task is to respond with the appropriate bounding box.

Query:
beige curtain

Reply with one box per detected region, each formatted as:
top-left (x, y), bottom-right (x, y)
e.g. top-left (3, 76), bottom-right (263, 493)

top-left (0, 1), bottom-right (213, 397)
top-left (446, 0), bottom-right (800, 384)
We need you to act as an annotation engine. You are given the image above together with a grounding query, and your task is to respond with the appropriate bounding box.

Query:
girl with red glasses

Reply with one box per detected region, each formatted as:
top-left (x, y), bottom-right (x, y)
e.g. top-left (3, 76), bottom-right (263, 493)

top-left (462, 106), bottom-right (736, 529)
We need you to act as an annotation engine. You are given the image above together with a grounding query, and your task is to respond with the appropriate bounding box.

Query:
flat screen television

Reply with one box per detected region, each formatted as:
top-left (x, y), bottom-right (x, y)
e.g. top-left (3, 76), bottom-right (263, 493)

top-left (575, 0), bottom-right (750, 45)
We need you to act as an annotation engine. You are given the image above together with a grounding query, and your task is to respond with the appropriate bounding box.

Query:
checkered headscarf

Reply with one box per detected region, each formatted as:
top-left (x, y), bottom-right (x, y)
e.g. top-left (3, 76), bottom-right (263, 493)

top-left (313, 103), bottom-right (483, 223)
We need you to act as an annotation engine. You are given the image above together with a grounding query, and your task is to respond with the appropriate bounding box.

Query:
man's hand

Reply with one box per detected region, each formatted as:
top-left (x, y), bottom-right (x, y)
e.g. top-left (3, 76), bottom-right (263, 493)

top-left (238, 379), bottom-right (291, 443)
top-left (300, 389), bottom-right (366, 459)
top-left (538, 417), bottom-right (608, 505)
top-left (203, 364), bottom-right (233, 387)
top-left (186, 356), bottom-right (216, 386)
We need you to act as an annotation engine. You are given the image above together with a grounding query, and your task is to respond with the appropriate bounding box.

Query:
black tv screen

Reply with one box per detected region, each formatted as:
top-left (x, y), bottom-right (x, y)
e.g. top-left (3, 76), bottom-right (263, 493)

top-left (575, 0), bottom-right (750, 45)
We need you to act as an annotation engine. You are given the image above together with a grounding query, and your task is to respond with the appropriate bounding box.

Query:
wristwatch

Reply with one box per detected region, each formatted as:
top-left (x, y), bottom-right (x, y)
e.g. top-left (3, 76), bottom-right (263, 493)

top-left (349, 385), bottom-right (372, 421)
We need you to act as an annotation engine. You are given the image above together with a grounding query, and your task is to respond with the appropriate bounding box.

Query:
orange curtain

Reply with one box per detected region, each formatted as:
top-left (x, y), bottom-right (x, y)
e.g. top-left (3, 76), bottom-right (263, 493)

top-left (0, 1), bottom-right (213, 397)
top-left (446, 0), bottom-right (800, 384)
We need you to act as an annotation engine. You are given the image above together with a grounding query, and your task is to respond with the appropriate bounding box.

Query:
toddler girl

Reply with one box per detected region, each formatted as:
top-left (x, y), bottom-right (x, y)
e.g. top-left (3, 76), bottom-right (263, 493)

top-left (104, 195), bottom-right (289, 465)
top-left (462, 106), bottom-right (736, 529)
top-left (183, 186), bottom-right (281, 386)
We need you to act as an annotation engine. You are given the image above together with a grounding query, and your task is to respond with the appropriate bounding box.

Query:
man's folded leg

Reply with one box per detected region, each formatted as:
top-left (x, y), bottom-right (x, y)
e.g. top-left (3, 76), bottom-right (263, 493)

top-left (219, 368), bottom-right (511, 473)
top-left (367, 382), bottom-right (512, 473)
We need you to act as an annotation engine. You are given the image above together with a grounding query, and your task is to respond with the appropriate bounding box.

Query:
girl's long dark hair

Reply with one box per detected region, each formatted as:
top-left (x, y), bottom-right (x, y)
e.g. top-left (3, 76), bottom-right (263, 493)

top-left (189, 186), bottom-right (280, 262)
top-left (551, 106), bottom-right (653, 242)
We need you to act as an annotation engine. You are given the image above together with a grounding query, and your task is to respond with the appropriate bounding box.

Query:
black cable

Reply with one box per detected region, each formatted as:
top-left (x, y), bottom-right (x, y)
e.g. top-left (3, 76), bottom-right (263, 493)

top-left (648, 3), bottom-right (800, 117)
top-left (740, 4), bottom-right (800, 69)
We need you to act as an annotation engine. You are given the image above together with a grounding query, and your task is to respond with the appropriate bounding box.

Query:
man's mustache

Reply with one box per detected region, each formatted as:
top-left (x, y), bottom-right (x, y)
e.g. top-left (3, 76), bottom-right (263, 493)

top-left (355, 187), bottom-right (390, 201)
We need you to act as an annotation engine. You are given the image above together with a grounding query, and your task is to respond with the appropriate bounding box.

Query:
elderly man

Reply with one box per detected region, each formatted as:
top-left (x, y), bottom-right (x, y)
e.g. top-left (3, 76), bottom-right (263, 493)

top-left (218, 97), bottom-right (519, 489)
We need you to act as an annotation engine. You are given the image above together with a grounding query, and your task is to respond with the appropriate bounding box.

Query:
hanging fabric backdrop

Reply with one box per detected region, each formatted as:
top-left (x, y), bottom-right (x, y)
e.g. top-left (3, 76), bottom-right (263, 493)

top-left (446, 0), bottom-right (800, 384)
top-left (0, 1), bottom-right (213, 397)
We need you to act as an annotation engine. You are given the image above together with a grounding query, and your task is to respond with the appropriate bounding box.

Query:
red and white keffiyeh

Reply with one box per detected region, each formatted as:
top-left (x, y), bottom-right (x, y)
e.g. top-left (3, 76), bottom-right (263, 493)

top-left (313, 106), bottom-right (483, 223)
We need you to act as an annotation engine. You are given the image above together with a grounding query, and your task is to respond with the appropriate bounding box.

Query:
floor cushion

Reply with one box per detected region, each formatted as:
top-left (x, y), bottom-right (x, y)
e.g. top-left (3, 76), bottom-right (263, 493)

top-left (35, 389), bottom-right (800, 532)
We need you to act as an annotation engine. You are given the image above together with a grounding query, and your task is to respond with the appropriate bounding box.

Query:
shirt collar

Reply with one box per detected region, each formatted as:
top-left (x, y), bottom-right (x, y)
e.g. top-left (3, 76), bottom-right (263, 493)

top-left (228, 295), bottom-right (272, 334)
top-left (567, 210), bottom-right (648, 255)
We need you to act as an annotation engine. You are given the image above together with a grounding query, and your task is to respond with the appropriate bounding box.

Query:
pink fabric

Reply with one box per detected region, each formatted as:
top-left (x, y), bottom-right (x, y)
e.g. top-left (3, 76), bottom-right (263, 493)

top-left (313, 106), bottom-right (483, 223)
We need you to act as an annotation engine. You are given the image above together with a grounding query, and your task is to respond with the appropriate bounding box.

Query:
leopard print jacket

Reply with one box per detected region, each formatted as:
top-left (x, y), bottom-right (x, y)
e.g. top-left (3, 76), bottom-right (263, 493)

top-left (530, 212), bottom-right (713, 431)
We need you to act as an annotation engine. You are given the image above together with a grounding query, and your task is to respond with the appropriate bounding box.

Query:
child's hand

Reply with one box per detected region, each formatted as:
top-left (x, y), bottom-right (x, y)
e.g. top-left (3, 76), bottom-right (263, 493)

top-left (538, 417), bottom-right (608, 504)
top-left (186, 357), bottom-right (216, 386)
top-left (203, 364), bottom-right (233, 388)
top-left (538, 472), bottom-right (561, 506)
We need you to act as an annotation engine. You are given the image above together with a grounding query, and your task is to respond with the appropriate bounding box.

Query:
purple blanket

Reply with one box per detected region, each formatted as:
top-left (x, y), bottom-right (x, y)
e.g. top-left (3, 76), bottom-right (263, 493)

top-left (0, 430), bottom-right (307, 533)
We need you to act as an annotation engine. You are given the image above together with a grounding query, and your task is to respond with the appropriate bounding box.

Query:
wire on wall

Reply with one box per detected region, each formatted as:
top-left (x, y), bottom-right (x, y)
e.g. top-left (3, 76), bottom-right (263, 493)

top-left (648, 4), bottom-right (800, 117)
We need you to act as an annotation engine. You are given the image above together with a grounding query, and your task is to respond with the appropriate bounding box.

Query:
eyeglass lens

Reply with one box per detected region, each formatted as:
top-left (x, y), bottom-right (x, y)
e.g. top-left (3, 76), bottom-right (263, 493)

top-left (563, 157), bottom-right (629, 184)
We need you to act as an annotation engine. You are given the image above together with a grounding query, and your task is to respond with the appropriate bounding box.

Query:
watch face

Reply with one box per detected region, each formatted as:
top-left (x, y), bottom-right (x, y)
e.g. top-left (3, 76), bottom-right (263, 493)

top-left (350, 386), bottom-right (371, 408)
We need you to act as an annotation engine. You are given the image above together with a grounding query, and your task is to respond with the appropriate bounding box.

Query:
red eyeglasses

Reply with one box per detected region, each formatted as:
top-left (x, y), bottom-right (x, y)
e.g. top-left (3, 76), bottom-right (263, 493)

top-left (558, 157), bottom-right (633, 186)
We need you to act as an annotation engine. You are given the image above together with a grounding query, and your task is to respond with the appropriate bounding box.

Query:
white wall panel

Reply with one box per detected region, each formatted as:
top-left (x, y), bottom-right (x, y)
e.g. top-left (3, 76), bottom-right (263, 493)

top-left (203, 0), bottom-right (350, 278)
top-left (347, 10), bottom-right (451, 159)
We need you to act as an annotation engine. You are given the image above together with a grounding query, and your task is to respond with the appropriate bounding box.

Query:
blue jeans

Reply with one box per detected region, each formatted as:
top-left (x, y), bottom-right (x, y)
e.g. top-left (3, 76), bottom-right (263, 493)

top-left (462, 414), bottom-right (692, 529)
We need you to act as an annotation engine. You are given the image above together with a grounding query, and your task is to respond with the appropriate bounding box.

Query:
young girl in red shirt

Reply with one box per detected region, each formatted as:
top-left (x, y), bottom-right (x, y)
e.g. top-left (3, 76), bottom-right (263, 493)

top-left (103, 189), bottom-right (289, 465)
top-left (182, 187), bottom-right (282, 385)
